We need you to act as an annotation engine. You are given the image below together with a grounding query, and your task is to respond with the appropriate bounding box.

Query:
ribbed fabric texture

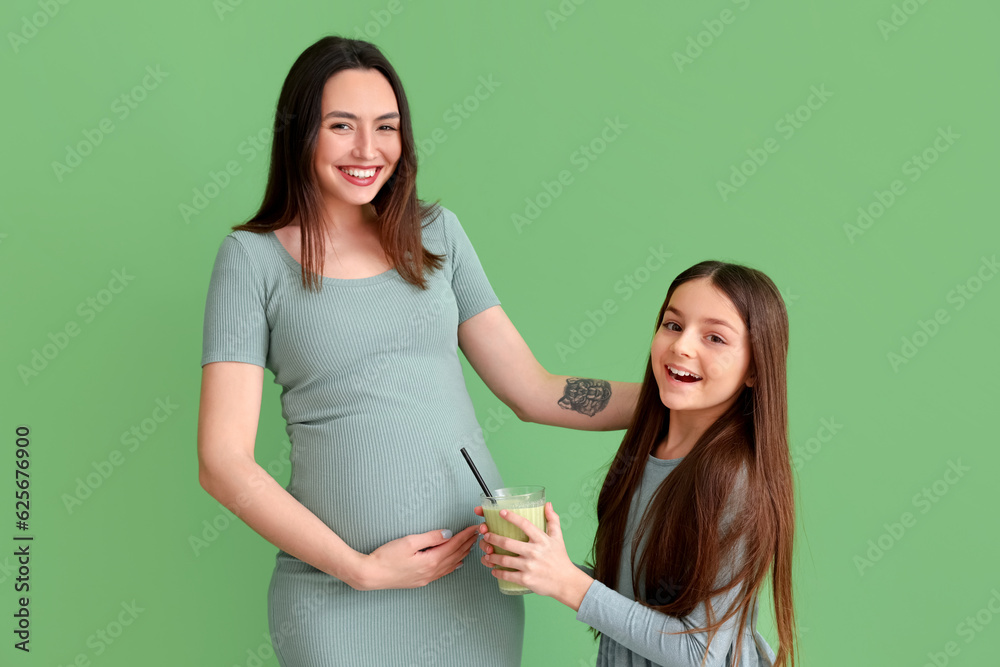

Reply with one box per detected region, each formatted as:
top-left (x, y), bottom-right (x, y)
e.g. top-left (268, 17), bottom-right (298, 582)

top-left (201, 206), bottom-right (523, 666)
top-left (576, 455), bottom-right (777, 667)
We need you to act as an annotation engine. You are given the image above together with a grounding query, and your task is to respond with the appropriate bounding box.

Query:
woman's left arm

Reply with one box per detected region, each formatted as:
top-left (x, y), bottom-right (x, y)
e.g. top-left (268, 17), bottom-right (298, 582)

top-left (458, 304), bottom-right (640, 431)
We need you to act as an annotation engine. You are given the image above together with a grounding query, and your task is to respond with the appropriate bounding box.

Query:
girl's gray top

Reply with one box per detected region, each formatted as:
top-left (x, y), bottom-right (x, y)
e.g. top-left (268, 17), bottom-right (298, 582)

top-left (201, 206), bottom-right (525, 666)
top-left (576, 454), bottom-right (777, 667)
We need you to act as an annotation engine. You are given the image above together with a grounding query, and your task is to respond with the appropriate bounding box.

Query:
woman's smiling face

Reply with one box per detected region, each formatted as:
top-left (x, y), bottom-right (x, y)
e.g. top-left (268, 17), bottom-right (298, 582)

top-left (650, 277), bottom-right (753, 416)
top-left (312, 68), bottom-right (402, 209)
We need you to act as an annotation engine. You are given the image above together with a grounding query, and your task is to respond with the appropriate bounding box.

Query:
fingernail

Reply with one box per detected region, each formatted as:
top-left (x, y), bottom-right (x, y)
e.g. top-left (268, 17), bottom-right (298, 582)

top-left (456, 562), bottom-right (464, 569)
top-left (441, 529), bottom-right (453, 539)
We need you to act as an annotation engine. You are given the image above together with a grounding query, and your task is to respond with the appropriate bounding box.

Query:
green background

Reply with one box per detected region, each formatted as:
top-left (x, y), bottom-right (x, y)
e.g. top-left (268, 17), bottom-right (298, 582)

top-left (3, 0), bottom-right (998, 664)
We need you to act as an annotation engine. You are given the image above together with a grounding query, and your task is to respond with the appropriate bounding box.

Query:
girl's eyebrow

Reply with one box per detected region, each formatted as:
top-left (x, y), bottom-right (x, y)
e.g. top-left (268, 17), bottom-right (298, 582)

top-left (323, 110), bottom-right (400, 121)
top-left (664, 306), bottom-right (739, 334)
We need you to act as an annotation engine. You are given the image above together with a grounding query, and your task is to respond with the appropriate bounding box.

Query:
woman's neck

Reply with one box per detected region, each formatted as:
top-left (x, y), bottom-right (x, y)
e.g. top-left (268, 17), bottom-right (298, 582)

top-left (317, 200), bottom-right (376, 237)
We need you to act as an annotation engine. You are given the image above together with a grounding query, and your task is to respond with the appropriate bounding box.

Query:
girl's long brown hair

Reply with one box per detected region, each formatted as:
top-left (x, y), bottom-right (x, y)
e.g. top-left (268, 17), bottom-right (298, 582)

top-left (233, 35), bottom-right (443, 291)
top-left (590, 261), bottom-right (796, 666)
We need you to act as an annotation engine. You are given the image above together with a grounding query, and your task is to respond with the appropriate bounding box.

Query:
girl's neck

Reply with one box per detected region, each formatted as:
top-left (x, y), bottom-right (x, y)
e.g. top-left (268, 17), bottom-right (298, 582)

top-left (653, 406), bottom-right (725, 460)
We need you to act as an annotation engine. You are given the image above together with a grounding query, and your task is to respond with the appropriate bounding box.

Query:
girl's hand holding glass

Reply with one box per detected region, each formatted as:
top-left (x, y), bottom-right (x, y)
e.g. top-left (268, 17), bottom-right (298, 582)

top-left (474, 503), bottom-right (594, 610)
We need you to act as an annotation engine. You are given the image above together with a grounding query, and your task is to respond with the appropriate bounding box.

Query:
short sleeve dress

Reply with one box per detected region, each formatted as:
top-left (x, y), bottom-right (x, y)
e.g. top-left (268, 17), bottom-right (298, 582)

top-left (201, 206), bottom-right (524, 667)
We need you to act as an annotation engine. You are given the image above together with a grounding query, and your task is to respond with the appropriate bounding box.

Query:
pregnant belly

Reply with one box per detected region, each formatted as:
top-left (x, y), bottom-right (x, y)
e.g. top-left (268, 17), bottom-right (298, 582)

top-left (284, 420), bottom-right (498, 553)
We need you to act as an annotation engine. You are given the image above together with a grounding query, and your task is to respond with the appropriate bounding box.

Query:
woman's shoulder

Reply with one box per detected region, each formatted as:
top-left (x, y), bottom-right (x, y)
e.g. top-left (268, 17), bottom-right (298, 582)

top-left (220, 228), bottom-right (273, 253)
top-left (418, 202), bottom-right (461, 252)
top-left (211, 228), bottom-right (283, 270)
top-left (419, 202), bottom-right (454, 232)
top-left (207, 228), bottom-right (288, 290)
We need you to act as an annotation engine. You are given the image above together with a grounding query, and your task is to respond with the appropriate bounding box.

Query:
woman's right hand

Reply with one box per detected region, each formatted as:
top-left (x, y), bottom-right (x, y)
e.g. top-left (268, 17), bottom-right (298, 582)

top-left (353, 525), bottom-right (480, 591)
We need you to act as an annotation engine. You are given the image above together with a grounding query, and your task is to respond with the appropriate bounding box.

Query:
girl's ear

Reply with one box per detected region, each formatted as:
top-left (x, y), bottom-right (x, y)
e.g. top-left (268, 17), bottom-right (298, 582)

top-left (745, 372), bottom-right (755, 388)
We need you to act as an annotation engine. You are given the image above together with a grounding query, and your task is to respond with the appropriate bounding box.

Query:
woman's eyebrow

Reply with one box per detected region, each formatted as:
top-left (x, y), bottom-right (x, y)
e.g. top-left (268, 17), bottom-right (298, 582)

top-left (664, 306), bottom-right (738, 333)
top-left (323, 110), bottom-right (400, 121)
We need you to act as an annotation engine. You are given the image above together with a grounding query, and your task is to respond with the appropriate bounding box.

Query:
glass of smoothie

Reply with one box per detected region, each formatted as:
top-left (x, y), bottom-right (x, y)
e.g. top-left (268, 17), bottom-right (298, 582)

top-left (480, 485), bottom-right (546, 595)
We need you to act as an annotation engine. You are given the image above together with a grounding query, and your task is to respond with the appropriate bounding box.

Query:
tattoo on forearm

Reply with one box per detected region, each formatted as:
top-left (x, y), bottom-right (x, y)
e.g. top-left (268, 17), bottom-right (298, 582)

top-left (557, 378), bottom-right (612, 417)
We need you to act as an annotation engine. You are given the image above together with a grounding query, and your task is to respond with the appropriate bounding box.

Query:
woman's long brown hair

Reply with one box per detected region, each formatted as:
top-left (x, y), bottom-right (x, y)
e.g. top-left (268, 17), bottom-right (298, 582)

top-left (233, 35), bottom-right (443, 291)
top-left (590, 261), bottom-right (797, 666)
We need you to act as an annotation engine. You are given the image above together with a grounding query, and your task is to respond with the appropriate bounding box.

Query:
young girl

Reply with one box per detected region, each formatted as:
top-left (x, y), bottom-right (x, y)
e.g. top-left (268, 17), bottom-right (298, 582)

top-left (196, 36), bottom-right (640, 666)
top-left (477, 261), bottom-right (797, 666)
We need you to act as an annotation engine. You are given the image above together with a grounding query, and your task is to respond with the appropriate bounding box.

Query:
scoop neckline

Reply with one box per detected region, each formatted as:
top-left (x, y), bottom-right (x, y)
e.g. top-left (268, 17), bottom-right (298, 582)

top-left (265, 230), bottom-right (400, 286)
top-left (648, 453), bottom-right (684, 465)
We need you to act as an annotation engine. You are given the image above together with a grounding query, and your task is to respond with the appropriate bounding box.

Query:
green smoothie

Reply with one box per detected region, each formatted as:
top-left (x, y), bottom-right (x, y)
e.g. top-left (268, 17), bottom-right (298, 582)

top-left (480, 486), bottom-right (546, 595)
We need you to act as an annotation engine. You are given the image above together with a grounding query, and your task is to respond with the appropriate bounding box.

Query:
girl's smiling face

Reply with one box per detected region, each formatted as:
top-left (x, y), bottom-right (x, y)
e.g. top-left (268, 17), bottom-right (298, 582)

top-left (651, 278), bottom-right (753, 417)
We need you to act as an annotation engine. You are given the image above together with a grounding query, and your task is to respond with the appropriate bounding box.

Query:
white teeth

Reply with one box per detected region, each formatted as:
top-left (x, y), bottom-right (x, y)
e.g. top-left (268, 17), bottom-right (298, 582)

top-left (340, 167), bottom-right (377, 178)
top-left (668, 365), bottom-right (702, 380)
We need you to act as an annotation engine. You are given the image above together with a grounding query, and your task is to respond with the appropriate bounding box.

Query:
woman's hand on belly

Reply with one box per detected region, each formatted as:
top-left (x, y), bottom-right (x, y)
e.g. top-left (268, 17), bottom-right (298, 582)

top-left (352, 525), bottom-right (480, 591)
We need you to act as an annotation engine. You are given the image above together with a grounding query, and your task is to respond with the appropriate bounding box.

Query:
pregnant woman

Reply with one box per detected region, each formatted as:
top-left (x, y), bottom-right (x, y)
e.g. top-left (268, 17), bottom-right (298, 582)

top-left (477, 261), bottom-right (797, 666)
top-left (196, 36), bottom-right (638, 666)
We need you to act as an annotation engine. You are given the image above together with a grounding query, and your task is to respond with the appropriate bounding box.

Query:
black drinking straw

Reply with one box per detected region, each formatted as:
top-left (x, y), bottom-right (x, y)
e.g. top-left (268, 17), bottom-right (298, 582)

top-left (460, 448), bottom-right (497, 505)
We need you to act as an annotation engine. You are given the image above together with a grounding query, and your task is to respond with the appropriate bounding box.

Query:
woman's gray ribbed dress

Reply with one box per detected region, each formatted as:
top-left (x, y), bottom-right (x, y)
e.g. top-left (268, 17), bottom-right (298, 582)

top-left (201, 206), bottom-right (523, 666)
